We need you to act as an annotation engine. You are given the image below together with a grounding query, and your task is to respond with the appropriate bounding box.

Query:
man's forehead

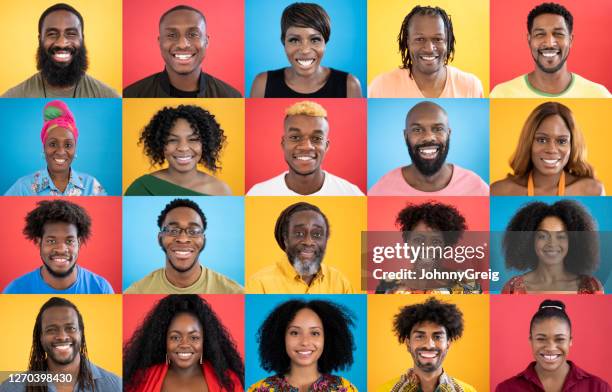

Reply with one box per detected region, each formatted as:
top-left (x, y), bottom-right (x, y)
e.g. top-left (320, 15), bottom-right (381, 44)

top-left (41, 306), bottom-right (78, 325)
top-left (284, 115), bottom-right (329, 133)
top-left (289, 210), bottom-right (326, 226)
top-left (531, 13), bottom-right (569, 31)
top-left (164, 207), bottom-right (203, 225)
top-left (411, 321), bottom-right (447, 333)
top-left (406, 104), bottom-right (448, 125)
top-left (160, 9), bottom-right (206, 30)
top-left (42, 10), bottom-right (82, 31)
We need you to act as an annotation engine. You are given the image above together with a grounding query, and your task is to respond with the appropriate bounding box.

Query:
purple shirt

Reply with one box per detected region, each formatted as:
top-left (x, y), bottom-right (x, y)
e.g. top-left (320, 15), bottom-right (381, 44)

top-left (496, 361), bottom-right (611, 392)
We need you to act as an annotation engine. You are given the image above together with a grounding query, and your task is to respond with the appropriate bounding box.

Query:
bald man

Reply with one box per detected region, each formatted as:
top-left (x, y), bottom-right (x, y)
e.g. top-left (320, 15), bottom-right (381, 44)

top-left (369, 101), bottom-right (488, 196)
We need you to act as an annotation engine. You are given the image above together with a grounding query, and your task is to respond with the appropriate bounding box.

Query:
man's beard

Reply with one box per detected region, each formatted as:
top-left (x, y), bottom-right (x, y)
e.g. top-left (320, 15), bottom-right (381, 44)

top-left (407, 139), bottom-right (450, 177)
top-left (533, 47), bottom-right (569, 74)
top-left (42, 258), bottom-right (77, 278)
top-left (286, 246), bottom-right (324, 277)
top-left (37, 43), bottom-right (88, 87)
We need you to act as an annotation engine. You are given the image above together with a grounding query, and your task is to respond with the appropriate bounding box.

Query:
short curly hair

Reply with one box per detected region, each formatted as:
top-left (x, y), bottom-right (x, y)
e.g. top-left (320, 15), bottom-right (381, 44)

top-left (393, 297), bottom-right (464, 343)
top-left (139, 105), bottom-right (226, 172)
top-left (502, 200), bottom-right (599, 274)
top-left (156, 198), bottom-right (207, 230)
top-left (274, 202), bottom-right (330, 252)
top-left (396, 201), bottom-right (467, 246)
top-left (527, 2), bottom-right (573, 34)
top-left (24, 200), bottom-right (91, 243)
top-left (257, 300), bottom-right (355, 375)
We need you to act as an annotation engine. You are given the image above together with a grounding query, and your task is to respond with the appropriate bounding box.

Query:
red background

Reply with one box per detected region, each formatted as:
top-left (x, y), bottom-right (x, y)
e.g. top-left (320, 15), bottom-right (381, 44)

top-left (0, 197), bottom-right (122, 293)
top-left (490, 295), bottom-right (612, 389)
top-left (490, 0), bottom-right (612, 92)
top-left (245, 98), bottom-right (367, 194)
top-left (367, 196), bottom-right (490, 231)
top-left (122, 294), bottom-right (245, 358)
top-left (122, 0), bottom-right (245, 94)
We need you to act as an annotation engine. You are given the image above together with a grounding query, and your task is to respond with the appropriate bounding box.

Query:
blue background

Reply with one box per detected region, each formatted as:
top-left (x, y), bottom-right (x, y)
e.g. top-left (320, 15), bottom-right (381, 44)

top-left (0, 98), bottom-right (122, 195)
top-left (245, 294), bottom-right (367, 391)
top-left (122, 196), bottom-right (245, 290)
top-left (245, 0), bottom-right (367, 97)
top-left (489, 196), bottom-right (612, 293)
top-left (367, 98), bottom-right (490, 189)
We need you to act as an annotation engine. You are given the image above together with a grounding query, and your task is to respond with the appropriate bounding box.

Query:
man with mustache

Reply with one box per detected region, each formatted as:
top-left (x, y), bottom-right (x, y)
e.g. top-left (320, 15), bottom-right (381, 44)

top-left (2, 200), bottom-right (114, 294)
top-left (124, 198), bottom-right (243, 294)
top-left (2, 3), bottom-right (119, 98)
top-left (376, 297), bottom-right (476, 392)
top-left (490, 2), bottom-right (610, 98)
top-left (0, 297), bottom-right (121, 392)
top-left (369, 101), bottom-right (488, 196)
top-left (246, 202), bottom-right (353, 293)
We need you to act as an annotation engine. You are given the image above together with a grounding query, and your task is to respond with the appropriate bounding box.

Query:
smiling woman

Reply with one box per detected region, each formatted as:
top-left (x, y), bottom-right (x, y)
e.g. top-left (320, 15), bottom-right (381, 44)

top-left (125, 105), bottom-right (232, 196)
top-left (4, 100), bottom-right (106, 196)
top-left (491, 102), bottom-right (605, 196)
top-left (249, 2), bottom-right (362, 98)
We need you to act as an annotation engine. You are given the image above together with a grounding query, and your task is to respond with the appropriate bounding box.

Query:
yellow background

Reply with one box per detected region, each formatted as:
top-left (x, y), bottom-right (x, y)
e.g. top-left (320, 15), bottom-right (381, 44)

top-left (490, 99), bottom-right (612, 189)
top-left (0, 0), bottom-right (122, 94)
top-left (245, 196), bottom-right (367, 292)
top-left (122, 98), bottom-right (245, 195)
top-left (367, 0), bottom-right (490, 94)
top-left (0, 295), bottom-right (122, 379)
top-left (368, 294), bottom-right (489, 391)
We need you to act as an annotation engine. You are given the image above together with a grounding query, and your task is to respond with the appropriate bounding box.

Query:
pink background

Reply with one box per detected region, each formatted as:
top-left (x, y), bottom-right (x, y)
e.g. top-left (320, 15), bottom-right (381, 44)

top-left (123, 0), bottom-right (244, 94)
top-left (245, 98), bottom-right (367, 194)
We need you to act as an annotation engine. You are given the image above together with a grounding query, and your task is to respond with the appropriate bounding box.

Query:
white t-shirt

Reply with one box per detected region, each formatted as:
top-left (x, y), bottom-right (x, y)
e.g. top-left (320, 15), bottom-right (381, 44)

top-left (247, 171), bottom-right (364, 196)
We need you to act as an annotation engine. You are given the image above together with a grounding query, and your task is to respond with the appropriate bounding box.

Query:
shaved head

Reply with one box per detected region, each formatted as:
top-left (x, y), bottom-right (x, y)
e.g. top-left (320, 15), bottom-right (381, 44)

top-left (406, 101), bottom-right (448, 127)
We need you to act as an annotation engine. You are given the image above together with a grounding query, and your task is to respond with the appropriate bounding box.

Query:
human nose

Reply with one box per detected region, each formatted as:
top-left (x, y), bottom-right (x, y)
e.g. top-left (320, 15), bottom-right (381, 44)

top-left (545, 33), bottom-right (557, 47)
top-left (424, 39), bottom-right (436, 52)
top-left (178, 34), bottom-right (192, 48)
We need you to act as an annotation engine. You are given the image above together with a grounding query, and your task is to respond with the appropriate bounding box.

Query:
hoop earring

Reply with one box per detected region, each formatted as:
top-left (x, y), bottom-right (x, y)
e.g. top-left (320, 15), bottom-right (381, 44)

top-left (166, 354), bottom-right (170, 365)
top-left (200, 355), bottom-right (203, 365)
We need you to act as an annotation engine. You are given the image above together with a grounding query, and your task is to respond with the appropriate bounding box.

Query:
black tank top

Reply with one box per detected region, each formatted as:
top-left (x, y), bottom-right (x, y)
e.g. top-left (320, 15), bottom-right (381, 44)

top-left (264, 68), bottom-right (348, 98)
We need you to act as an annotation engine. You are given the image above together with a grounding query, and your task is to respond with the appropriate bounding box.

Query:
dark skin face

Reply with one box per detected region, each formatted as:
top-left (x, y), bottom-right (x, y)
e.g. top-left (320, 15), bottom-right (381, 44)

top-left (44, 127), bottom-right (76, 178)
top-left (284, 210), bottom-right (328, 283)
top-left (40, 10), bottom-right (82, 68)
top-left (40, 306), bottom-right (82, 368)
top-left (38, 222), bottom-right (80, 290)
top-left (407, 14), bottom-right (447, 76)
top-left (528, 14), bottom-right (572, 75)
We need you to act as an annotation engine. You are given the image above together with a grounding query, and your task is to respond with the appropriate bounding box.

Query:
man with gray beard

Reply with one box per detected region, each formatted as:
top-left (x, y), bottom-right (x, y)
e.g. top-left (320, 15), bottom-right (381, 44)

top-left (246, 202), bottom-right (353, 293)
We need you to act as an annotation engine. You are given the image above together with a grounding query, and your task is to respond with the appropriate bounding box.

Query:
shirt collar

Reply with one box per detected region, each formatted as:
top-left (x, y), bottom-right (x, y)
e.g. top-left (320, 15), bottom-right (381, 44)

top-left (276, 259), bottom-right (326, 284)
top-left (520, 361), bottom-right (589, 388)
top-left (397, 368), bottom-right (459, 392)
top-left (36, 167), bottom-right (85, 192)
top-left (161, 68), bottom-right (206, 97)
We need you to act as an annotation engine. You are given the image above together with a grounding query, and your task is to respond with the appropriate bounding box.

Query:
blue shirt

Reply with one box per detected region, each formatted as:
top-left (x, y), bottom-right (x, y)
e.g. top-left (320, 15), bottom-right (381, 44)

top-left (2, 266), bottom-right (114, 294)
top-left (4, 168), bottom-right (106, 196)
top-left (0, 360), bottom-right (121, 391)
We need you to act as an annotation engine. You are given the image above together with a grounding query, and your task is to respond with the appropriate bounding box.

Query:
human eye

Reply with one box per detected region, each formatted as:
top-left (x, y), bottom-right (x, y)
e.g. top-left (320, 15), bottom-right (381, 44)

top-left (288, 135), bottom-right (301, 142)
top-left (293, 231), bottom-right (305, 238)
top-left (66, 239), bottom-right (76, 245)
top-left (188, 136), bottom-right (201, 142)
top-left (414, 37), bottom-right (425, 42)
top-left (288, 37), bottom-right (299, 44)
top-left (190, 335), bottom-right (201, 341)
top-left (188, 31), bottom-right (201, 39)
top-left (65, 142), bottom-right (73, 149)
top-left (66, 326), bottom-right (77, 333)
top-left (311, 231), bottom-right (323, 239)
top-left (187, 228), bottom-right (202, 236)
top-left (557, 138), bottom-right (569, 145)
top-left (311, 330), bottom-right (321, 336)
top-left (311, 136), bottom-right (324, 144)
top-left (46, 238), bottom-right (56, 244)
top-left (311, 36), bottom-right (322, 43)
top-left (166, 137), bottom-right (178, 144)
top-left (535, 137), bottom-right (548, 144)
top-left (170, 335), bottom-right (180, 341)
top-left (411, 127), bottom-right (422, 133)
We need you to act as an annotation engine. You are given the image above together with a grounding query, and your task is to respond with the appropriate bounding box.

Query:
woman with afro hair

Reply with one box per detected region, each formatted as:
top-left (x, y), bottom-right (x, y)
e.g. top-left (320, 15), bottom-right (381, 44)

top-left (248, 299), bottom-right (358, 391)
top-left (123, 294), bottom-right (244, 392)
top-left (125, 105), bottom-right (232, 195)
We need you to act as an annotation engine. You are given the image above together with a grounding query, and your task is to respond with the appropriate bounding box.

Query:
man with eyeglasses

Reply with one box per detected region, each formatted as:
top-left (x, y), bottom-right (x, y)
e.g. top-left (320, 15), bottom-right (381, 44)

top-left (124, 198), bottom-right (243, 294)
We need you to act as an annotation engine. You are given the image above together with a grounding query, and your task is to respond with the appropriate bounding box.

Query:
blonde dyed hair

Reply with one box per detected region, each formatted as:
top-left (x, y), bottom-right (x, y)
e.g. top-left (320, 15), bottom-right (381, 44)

top-left (509, 101), bottom-right (594, 178)
top-left (285, 101), bottom-right (327, 118)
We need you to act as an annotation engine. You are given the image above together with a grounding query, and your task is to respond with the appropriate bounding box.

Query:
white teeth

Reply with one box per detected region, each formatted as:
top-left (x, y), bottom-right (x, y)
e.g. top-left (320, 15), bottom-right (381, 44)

top-left (541, 52), bottom-right (559, 57)
top-left (54, 53), bottom-right (70, 59)
top-left (419, 352), bottom-right (438, 358)
top-left (296, 156), bottom-right (314, 161)
top-left (420, 56), bottom-right (437, 61)
top-left (419, 148), bottom-right (438, 154)
top-left (174, 250), bottom-right (192, 256)
top-left (297, 351), bottom-right (313, 355)
top-left (543, 159), bottom-right (559, 164)
top-left (174, 54), bottom-right (193, 60)
top-left (543, 354), bottom-right (560, 360)
top-left (177, 352), bottom-right (193, 358)
top-left (297, 59), bottom-right (315, 67)
top-left (176, 156), bottom-right (193, 162)
top-left (54, 159), bottom-right (66, 163)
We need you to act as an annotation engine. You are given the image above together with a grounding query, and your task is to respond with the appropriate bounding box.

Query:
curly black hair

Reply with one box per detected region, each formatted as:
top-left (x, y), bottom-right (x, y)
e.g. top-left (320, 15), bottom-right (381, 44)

top-left (527, 2), bottom-right (573, 34)
top-left (257, 300), bottom-right (355, 375)
top-left (396, 201), bottom-right (467, 245)
top-left (530, 299), bottom-right (572, 336)
top-left (398, 6), bottom-right (455, 76)
top-left (157, 198), bottom-right (207, 230)
top-left (502, 200), bottom-right (599, 275)
top-left (139, 105), bottom-right (226, 172)
top-left (123, 295), bottom-right (244, 392)
top-left (274, 202), bottom-right (330, 252)
top-left (394, 297), bottom-right (464, 343)
top-left (27, 297), bottom-right (94, 392)
top-left (281, 3), bottom-right (331, 43)
top-left (24, 200), bottom-right (91, 243)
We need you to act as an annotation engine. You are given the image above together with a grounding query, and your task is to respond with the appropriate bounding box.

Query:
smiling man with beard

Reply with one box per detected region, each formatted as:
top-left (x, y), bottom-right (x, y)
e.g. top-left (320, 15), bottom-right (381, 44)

top-left (369, 101), bottom-right (488, 196)
top-left (2, 3), bottom-right (118, 98)
top-left (247, 202), bottom-right (353, 293)
top-left (376, 297), bottom-right (476, 392)
top-left (490, 2), bottom-right (610, 98)
top-left (247, 101), bottom-right (363, 196)
top-left (0, 297), bottom-right (121, 392)
top-left (123, 5), bottom-right (241, 98)
top-left (2, 200), bottom-right (113, 294)
top-left (125, 198), bottom-right (243, 294)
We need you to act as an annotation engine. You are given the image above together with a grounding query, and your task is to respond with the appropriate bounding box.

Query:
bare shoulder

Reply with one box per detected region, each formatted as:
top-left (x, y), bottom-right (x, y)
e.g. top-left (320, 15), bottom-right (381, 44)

top-left (346, 73), bottom-right (362, 97)
top-left (569, 176), bottom-right (605, 196)
top-left (490, 177), bottom-right (525, 196)
top-left (197, 173), bottom-right (232, 196)
top-left (250, 72), bottom-right (268, 97)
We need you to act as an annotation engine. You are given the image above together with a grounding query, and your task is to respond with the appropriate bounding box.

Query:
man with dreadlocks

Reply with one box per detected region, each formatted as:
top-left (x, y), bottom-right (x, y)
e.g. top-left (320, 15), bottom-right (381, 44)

top-left (369, 5), bottom-right (483, 98)
top-left (246, 201), bottom-right (353, 293)
top-left (0, 297), bottom-right (120, 391)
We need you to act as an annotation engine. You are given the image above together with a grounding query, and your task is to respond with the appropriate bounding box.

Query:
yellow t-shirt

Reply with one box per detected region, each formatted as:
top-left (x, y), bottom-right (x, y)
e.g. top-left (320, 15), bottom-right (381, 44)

top-left (490, 73), bottom-right (611, 98)
top-left (246, 259), bottom-right (353, 294)
top-left (124, 266), bottom-right (244, 294)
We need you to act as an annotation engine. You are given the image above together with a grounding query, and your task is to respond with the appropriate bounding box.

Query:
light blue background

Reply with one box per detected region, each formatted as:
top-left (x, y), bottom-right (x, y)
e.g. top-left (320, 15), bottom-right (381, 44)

top-left (367, 98), bottom-right (490, 189)
top-left (245, 0), bottom-right (367, 96)
top-left (489, 196), bottom-right (612, 293)
top-left (122, 196), bottom-right (245, 290)
top-left (0, 98), bottom-right (122, 195)
top-left (245, 294), bottom-right (367, 391)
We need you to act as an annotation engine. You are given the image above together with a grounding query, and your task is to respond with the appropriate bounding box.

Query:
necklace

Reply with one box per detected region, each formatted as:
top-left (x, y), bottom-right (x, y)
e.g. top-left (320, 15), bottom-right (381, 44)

top-left (42, 77), bottom-right (80, 98)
